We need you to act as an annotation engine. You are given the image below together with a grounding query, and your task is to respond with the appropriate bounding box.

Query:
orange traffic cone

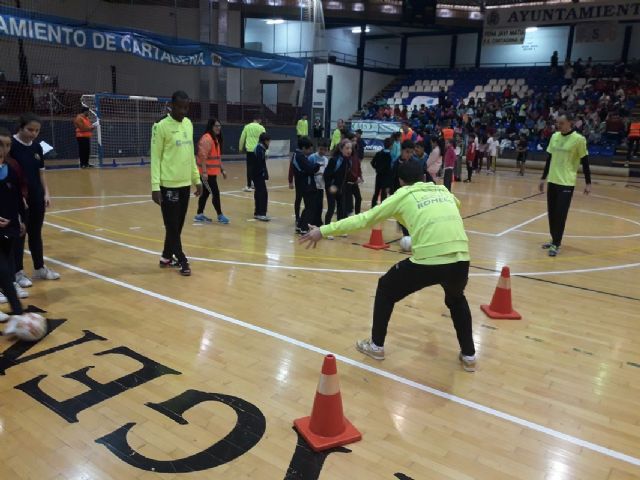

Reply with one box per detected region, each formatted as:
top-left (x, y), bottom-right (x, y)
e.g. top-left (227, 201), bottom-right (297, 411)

top-left (480, 266), bottom-right (521, 320)
top-left (294, 354), bottom-right (362, 452)
top-left (363, 224), bottom-right (389, 250)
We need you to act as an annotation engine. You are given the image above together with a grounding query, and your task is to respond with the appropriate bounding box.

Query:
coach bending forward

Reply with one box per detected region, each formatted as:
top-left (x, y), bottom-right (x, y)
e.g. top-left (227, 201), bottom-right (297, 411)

top-left (300, 161), bottom-right (476, 372)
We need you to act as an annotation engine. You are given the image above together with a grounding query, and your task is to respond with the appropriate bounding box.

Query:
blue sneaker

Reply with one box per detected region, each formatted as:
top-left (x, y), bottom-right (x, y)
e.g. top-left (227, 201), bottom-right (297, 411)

top-left (217, 214), bottom-right (230, 225)
top-left (194, 214), bottom-right (212, 223)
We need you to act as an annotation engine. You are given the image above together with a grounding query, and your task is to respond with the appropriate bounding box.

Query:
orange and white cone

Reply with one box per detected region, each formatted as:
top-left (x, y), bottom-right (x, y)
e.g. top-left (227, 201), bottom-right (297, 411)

top-left (481, 266), bottom-right (521, 320)
top-left (363, 224), bottom-right (389, 250)
top-left (293, 354), bottom-right (362, 452)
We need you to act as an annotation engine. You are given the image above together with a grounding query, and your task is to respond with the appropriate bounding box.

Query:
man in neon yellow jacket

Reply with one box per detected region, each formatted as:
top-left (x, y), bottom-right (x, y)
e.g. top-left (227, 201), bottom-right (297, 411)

top-left (300, 160), bottom-right (476, 372)
top-left (151, 90), bottom-right (202, 276)
top-left (296, 114), bottom-right (308, 140)
top-left (239, 116), bottom-right (266, 192)
top-left (329, 118), bottom-right (345, 151)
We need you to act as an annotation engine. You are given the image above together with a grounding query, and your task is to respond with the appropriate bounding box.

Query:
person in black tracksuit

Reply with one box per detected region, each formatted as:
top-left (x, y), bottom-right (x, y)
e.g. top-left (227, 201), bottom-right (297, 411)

top-left (10, 113), bottom-right (60, 284)
top-left (0, 127), bottom-right (26, 316)
top-left (323, 139), bottom-right (352, 225)
top-left (391, 140), bottom-right (416, 237)
top-left (292, 137), bottom-right (320, 234)
top-left (371, 137), bottom-right (393, 207)
top-left (252, 133), bottom-right (271, 221)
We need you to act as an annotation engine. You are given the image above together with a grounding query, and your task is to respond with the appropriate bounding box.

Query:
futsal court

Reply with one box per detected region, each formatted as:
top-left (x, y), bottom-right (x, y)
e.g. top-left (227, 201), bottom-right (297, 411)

top-left (1, 159), bottom-right (638, 480)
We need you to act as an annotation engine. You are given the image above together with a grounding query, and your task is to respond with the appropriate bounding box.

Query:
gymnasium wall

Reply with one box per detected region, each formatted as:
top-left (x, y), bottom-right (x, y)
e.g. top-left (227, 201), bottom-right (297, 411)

top-left (244, 18), bottom-right (316, 56)
top-left (571, 23), bottom-right (627, 63)
top-left (312, 63), bottom-right (394, 127)
top-left (631, 25), bottom-right (640, 60)
top-left (406, 36), bottom-right (452, 68)
top-left (364, 38), bottom-right (401, 68)
top-left (480, 26), bottom-right (570, 66)
top-left (456, 33), bottom-right (478, 67)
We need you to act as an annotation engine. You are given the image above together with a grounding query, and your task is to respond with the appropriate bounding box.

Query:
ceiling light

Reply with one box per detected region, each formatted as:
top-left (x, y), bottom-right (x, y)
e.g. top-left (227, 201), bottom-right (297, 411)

top-left (526, 26), bottom-right (539, 32)
top-left (352, 26), bottom-right (370, 33)
top-left (266, 19), bottom-right (285, 25)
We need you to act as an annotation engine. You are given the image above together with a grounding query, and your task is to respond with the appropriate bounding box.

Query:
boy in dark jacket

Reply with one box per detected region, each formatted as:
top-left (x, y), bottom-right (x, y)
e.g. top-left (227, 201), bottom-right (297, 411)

top-left (371, 137), bottom-right (393, 207)
top-left (253, 133), bottom-right (271, 221)
top-left (292, 136), bottom-right (320, 234)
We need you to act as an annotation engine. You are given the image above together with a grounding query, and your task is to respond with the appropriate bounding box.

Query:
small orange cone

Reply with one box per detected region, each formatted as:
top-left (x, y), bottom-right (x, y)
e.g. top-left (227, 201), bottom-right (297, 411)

top-left (294, 354), bottom-right (362, 452)
top-left (363, 224), bottom-right (389, 250)
top-left (481, 266), bottom-right (521, 320)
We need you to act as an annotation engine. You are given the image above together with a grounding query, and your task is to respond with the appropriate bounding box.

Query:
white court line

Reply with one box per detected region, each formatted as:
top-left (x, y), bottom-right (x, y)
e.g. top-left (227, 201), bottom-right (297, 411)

top-left (40, 253), bottom-right (640, 468)
top-left (223, 192), bottom-right (293, 207)
top-left (516, 230), bottom-right (640, 240)
top-left (52, 195), bottom-right (149, 199)
top-left (49, 200), bottom-right (152, 214)
top-left (496, 213), bottom-right (547, 237)
top-left (44, 221), bottom-right (640, 278)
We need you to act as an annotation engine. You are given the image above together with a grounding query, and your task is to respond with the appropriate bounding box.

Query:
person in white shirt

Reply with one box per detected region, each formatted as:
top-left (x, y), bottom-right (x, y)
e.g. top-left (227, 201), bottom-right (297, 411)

top-left (426, 137), bottom-right (443, 182)
top-left (308, 140), bottom-right (329, 227)
top-left (486, 135), bottom-right (498, 174)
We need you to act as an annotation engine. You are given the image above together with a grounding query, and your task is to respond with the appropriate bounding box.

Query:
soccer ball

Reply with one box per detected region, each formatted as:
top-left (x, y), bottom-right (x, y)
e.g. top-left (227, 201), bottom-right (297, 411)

top-left (399, 236), bottom-right (412, 252)
top-left (4, 313), bottom-right (48, 342)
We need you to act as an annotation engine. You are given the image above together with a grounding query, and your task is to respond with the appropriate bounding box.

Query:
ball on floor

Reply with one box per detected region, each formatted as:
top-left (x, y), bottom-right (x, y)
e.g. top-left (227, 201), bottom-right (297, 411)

top-left (399, 236), bottom-right (412, 252)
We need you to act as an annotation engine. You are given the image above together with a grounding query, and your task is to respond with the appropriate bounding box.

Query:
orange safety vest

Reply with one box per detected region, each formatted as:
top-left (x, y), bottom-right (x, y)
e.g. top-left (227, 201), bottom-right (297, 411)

top-left (400, 129), bottom-right (413, 142)
top-left (74, 115), bottom-right (93, 138)
top-left (442, 128), bottom-right (454, 141)
top-left (197, 133), bottom-right (222, 176)
top-left (629, 122), bottom-right (640, 139)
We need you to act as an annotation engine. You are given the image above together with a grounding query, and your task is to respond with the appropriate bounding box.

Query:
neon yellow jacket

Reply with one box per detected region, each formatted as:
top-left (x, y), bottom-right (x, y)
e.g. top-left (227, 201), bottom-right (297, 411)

top-left (239, 121), bottom-right (266, 153)
top-left (329, 127), bottom-right (342, 151)
top-left (320, 182), bottom-right (470, 265)
top-left (296, 119), bottom-right (308, 136)
top-left (150, 115), bottom-right (200, 191)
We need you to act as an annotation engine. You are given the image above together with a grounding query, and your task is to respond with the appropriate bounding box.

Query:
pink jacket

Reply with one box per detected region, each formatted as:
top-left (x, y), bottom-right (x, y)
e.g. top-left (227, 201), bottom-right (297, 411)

top-left (426, 146), bottom-right (442, 178)
top-left (444, 146), bottom-right (456, 169)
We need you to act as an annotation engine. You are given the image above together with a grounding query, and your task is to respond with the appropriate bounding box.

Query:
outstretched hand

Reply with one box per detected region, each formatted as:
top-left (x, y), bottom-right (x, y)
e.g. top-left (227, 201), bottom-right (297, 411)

top-left (299, 226), bottom-right (323, 249)
top-left (584, 183), bottom-right (592, 195)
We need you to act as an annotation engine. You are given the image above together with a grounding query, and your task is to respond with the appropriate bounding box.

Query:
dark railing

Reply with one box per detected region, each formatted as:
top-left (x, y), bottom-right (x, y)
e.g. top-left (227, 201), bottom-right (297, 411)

top-left (282, 49), bottom-right (398, 69)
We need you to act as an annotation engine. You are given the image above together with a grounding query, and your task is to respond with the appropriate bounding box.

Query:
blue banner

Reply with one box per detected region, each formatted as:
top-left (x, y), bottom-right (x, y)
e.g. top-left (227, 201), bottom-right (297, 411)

top-left (0, 7), bottom-right (307, 77)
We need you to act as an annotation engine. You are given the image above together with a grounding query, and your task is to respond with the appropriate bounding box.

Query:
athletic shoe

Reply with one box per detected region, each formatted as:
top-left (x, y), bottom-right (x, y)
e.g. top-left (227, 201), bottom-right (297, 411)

top-left (327, 235), bottom-right (335, 240)
top-left (159, 257), bottom-right (180, 268)
top-left (459, 353), bottom-right (476, 372)
top-left (32, 266), bottom-right (60, 281)
top-left (299, 230), bottom-right (309, 235)
top-left (548, 245), bottom-right (559, 257)
top-left (194, 214), bottom-right (213, 223)
top-left (179, 261), bottom-right (192, 276)
top-left (355, 338), bottom-right (385, 360)
top-left (242, 186), bottom-right (253, 192)
top-left (217, 214), bottom-right (230, 225)
top-left (0, 311), bottom-right (8, 322)
top-left (295, 226), bottom-right (302, 234)
top-left (14, 283), bottom-right (28, 299)
top-left (0, 292), bottom-right (6, 304)
top-left (255, 215), bottom-right (271, 222)
top-left (15, 270), bottom-right (33, 288)
top-left (541, 242), bottom-right (553, 250)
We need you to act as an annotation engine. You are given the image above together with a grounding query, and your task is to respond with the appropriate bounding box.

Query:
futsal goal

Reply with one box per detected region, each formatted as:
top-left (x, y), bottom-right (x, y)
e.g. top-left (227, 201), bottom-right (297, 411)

top-left (80, 94), bottom-right (170, 166)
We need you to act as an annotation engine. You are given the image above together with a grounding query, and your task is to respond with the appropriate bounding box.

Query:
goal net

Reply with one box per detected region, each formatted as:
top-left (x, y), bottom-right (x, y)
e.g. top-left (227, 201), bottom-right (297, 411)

top-left (80, 94), bottom-right (170, 166)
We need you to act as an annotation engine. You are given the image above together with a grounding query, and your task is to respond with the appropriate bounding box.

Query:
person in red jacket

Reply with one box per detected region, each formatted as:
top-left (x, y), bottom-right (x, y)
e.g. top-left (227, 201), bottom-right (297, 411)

top-left (346, 135), bottom-right (364, 215)
top-left (464, 134), bottom-right (476, 183)
top-left (73, 107), bottom-right (94, 169)
top-left (443, 139), bottom-right (457, 192)
top-left (195, 118), bottom-right (229, 224)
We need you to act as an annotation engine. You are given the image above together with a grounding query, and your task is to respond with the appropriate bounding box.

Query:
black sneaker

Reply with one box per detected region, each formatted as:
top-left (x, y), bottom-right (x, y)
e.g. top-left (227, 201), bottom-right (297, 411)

top-left (179, 261), bottom-right (192, 276)
top-left (541, 242), bottom-right (553, 250)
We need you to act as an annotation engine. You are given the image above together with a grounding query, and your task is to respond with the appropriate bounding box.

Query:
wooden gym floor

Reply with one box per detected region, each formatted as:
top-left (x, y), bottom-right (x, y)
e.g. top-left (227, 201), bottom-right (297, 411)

top-left (1, 159), bottom-right (639, 480)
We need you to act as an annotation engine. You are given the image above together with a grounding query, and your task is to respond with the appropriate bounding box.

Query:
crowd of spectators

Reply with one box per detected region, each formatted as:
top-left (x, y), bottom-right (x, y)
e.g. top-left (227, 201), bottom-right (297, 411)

top-left (359, 59), bottom-right (640, 155)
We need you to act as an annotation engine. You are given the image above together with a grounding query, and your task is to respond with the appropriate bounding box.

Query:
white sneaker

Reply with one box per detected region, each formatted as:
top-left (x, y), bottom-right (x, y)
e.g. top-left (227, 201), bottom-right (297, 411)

top-left (459, 353), bottom-right (477, 372)
top-left (33, 266), bottom-right (61, 281)
top-left (242, 186), bottom-right (253, 192)
top-left (254, 215), bottom-right (271, 222)
top-left (0, 311), bottom-right (8, 322)
top-left (0, 292), bottom-right (6, 304)
top-left (355, 339), bottom-right (385, 360)
top-left (15, 270), bottom-right (33, 288)
top-left (14, 283), bottom-right (28, 299)
top-left (327, 236), bottom-right (335, 240)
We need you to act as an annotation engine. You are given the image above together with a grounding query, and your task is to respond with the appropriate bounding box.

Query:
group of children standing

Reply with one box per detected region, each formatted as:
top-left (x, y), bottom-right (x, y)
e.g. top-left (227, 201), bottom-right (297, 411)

top-left (0, 115), bottom-right (61, 322)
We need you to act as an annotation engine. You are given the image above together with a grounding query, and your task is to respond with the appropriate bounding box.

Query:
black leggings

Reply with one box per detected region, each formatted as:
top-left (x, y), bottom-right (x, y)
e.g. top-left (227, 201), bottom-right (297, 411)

top-left (372, 259), bottom-right (474, 357)
top-left (466, 161), bottom-right (473, 181)
top-left (1, 237), bottom-right (23, 315)
top-left (294, 185), bottom-right (303, 221)
top-left (197, 175), bottom-right (223, 216)
top-left (372, 178), bottom-right (390, 207)
top-left (325, 189), bottom-right (347, 225)
top-left (15, 198), bottom-right (45, 272)
top-left (547, 182), bottom-right (574, 247)
top-left (443, 169), bottom-right (453, 191)
top-left (160, 186), bottom-right (190, 263)
top-left (246, 152), bottom-right (255, 188)
top-left (252, 174), bottom-right (268, 216)
top-left (77, 137), bottom-right (91, 167)
top-left (348, 183), bottom-right (362, 215)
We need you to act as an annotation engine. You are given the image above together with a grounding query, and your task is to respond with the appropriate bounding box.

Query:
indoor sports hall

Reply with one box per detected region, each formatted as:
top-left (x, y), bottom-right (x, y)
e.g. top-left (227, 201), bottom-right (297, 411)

top-left (0, 1), bottom-right (639, 479)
